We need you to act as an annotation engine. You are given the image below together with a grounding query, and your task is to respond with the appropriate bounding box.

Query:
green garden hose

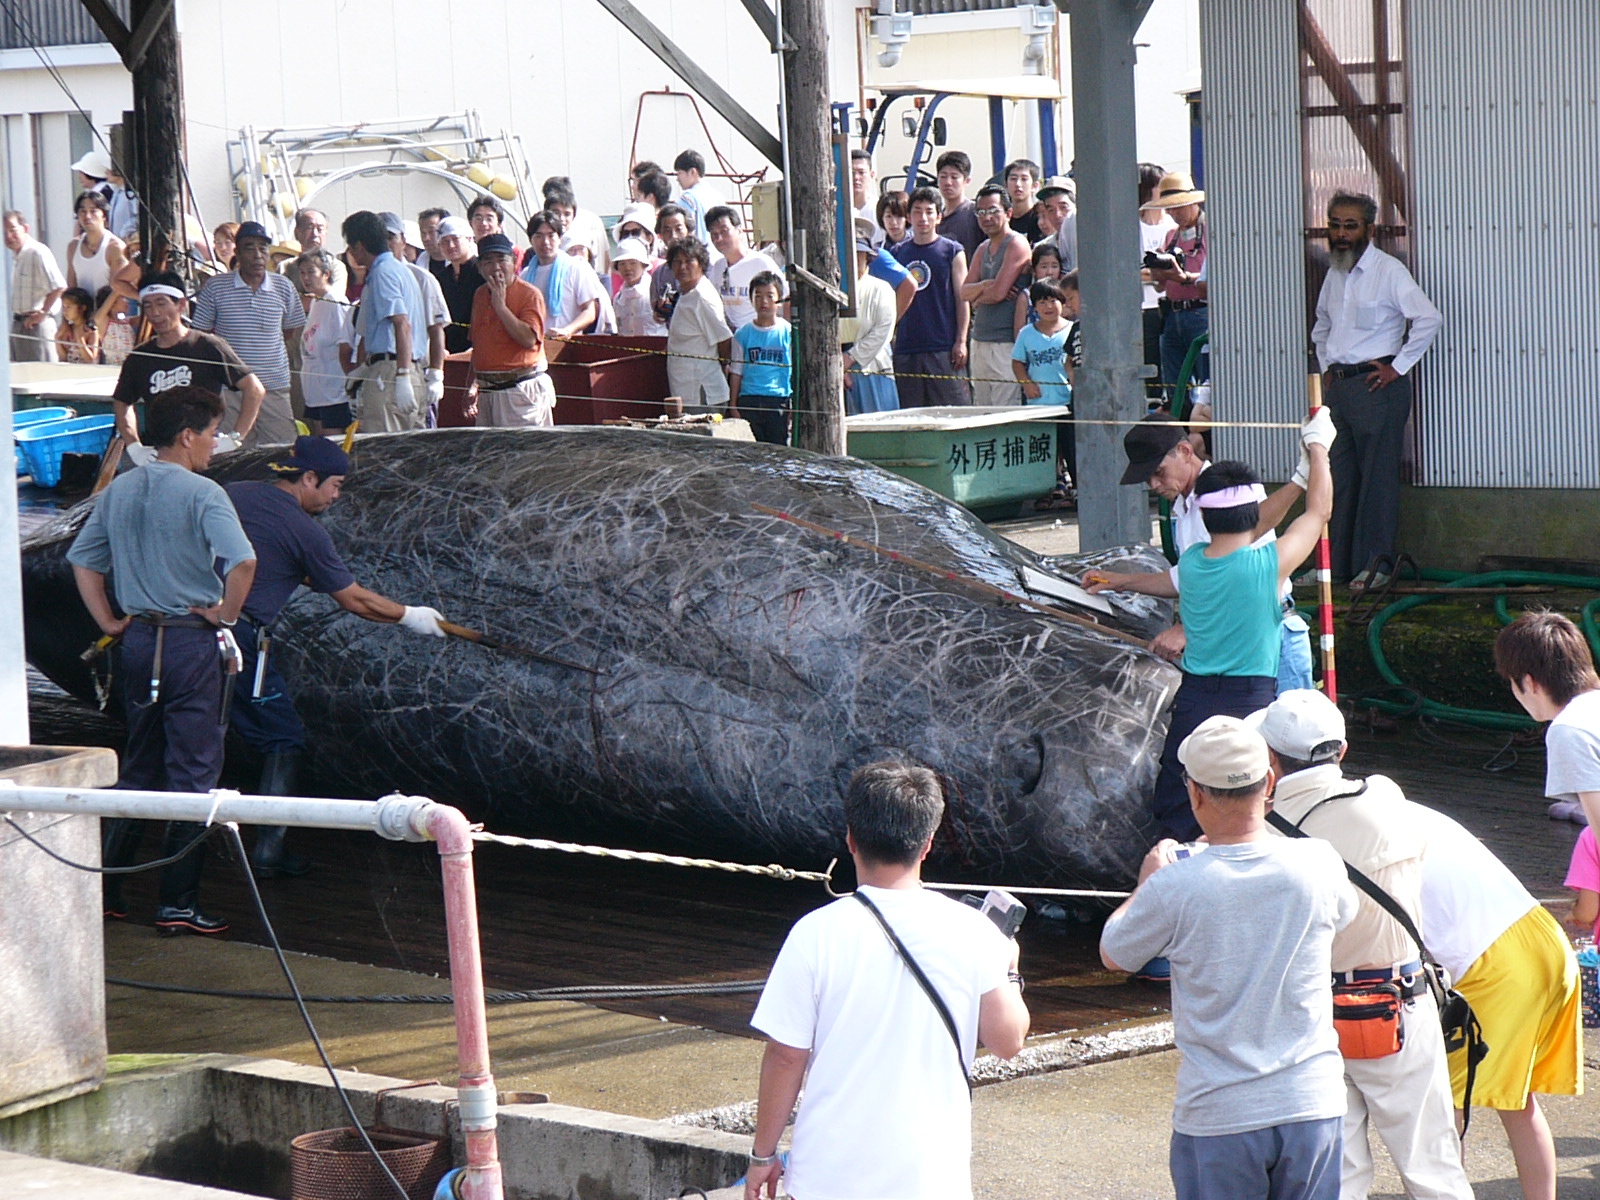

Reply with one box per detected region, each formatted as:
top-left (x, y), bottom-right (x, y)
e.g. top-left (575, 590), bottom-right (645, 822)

top-left (1357, 570), bottom-right (1600, 729)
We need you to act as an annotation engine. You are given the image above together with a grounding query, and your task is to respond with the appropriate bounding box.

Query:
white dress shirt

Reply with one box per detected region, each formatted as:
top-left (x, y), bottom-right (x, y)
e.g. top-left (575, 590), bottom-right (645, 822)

top-left (1312, 243), bottom-right (1442, 376)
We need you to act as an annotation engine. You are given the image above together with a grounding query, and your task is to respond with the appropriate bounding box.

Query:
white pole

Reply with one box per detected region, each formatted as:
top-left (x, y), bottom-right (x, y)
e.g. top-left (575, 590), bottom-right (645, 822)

top-left (0, 258), bottom-right (27, 746)
top-left (0, 785), bottom-right (437, 838)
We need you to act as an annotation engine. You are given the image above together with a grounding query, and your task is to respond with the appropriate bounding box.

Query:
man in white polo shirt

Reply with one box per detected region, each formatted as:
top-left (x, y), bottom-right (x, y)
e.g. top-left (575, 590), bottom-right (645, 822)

top-left (190, 219), bottom-right (304, 448)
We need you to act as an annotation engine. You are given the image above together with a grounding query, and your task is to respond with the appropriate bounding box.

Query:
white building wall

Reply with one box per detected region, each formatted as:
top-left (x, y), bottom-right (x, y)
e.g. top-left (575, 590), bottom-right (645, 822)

top-left (0, 45), bottom-right (131, 260)
top-left (174, 0), bottom-right (782, 235)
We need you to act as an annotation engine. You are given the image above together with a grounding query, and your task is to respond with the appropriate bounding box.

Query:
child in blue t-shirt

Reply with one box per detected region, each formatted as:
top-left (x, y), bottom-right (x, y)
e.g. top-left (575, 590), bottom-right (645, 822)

top-left (1011, 278), bottom-right (1073, 406)
top-left (729, 271), bottom-right (791, 446)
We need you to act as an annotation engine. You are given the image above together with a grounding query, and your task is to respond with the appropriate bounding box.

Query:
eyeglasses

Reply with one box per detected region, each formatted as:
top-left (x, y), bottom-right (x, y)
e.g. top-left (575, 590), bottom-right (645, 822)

top-left (975, 207), bottom-right (1006, 216)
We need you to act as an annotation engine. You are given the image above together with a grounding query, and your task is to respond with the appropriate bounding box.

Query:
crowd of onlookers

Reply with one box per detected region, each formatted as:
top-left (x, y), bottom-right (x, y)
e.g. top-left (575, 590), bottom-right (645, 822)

top-left (8, 143), bottom-right (1214, 466)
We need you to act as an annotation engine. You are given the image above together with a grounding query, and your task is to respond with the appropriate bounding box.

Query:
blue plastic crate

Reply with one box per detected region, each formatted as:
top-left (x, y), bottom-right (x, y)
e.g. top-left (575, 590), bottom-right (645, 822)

top-left (13, 406), bottom-right (78, 475)
top-left (16, 414), bottom-right (116, 488)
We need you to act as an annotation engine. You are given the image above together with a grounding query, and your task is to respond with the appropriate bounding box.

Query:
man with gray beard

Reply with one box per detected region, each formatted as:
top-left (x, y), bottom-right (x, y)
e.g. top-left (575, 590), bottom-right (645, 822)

top-left (1311, 191), bottom-right (1441, 592)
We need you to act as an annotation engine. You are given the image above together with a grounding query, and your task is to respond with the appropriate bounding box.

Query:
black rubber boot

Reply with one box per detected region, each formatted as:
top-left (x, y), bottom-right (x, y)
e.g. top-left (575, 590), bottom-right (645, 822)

top-left (250, 752), bottom-right (310, 879)
top-left (101, 817), bottom-right (144, 918)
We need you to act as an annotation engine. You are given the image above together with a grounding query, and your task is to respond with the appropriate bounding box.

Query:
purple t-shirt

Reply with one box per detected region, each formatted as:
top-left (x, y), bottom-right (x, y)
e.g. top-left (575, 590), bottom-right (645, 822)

top-left (227, 481), bottom-right (356, 624)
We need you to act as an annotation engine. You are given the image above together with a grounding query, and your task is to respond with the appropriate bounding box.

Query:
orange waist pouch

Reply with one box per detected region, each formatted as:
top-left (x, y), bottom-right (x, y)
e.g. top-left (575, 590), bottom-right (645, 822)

top-left (1332, 981), bottom-right (1404, 1059)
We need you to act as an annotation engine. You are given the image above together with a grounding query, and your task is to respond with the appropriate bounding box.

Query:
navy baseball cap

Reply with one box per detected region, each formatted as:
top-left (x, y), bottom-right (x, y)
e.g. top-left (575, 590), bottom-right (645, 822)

top-left (1120, 415), bottom-right (1188, 485)
top-left (235, 220), bottom-right (271, 245)
top-left (476, 233), bottom-right (515, 258)
top-left (271, 435), bottom-right (351, 479)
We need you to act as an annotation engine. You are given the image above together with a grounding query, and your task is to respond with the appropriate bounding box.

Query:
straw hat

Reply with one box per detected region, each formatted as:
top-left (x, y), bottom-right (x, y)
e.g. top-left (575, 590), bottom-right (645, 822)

top-left (1142, 171), bottom-right (1204, 210)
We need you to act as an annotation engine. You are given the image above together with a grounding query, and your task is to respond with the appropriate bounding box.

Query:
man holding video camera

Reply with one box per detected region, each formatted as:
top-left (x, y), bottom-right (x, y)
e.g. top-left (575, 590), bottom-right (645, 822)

top-left (1142, 172), bottom-right (1209, 399)
top-left (743, 761), bottom-right (1031, 1200)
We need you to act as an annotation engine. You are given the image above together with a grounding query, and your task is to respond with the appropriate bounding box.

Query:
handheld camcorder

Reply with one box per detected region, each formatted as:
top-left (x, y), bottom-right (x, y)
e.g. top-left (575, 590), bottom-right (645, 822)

top-left (960, 889), bottom-right (1027, 940)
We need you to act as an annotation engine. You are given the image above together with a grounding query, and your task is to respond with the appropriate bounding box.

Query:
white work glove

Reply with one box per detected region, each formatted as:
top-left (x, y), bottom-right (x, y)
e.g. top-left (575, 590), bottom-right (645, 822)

top-left (217, 626), bottom-right (243, 674)
top-left (424, 368), bottom-right (445, 405)
top-left (392, 370), bottom-right (418, 416)
top-left (1290, 450), bottom-right (1311, 491)
top-left (1301, 408), bottom-right (1337, 450)
top-left (398, 605), bottom-right (447, 637)
top-left (213, 431), bottom-right (243, 455)
top-left (126, 443), bottom-right (158, 467)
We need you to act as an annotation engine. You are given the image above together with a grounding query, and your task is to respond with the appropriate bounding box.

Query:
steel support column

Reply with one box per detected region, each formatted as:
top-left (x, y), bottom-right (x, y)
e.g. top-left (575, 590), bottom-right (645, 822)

top-left (1067, 0), bottom-right (1152, 550)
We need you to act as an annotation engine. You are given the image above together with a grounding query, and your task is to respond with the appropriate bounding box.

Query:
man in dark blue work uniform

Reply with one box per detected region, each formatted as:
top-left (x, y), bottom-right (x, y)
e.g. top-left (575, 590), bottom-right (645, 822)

top-left (70, 386), bottom-right (257, 936)
top-left (226, 435), bottom-right (449, 876)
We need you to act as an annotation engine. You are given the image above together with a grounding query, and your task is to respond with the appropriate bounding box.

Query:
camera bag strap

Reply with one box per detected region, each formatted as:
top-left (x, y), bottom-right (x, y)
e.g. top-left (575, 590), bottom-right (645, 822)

top-left (1267, 805), bottom-right (1488, 1133)
top-left (853, 890), bottom-right (971, 1093)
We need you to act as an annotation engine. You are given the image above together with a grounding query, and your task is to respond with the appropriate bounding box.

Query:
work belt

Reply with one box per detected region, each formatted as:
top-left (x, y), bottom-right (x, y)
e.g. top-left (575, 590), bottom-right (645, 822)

top-left (475, 368), bottom-right (545, 390)
top-left (367, 351), bottom-right (399, 363)
top-left (1335, 959), bottom-right (1427, 998)
top-left (131, 613), bottom-right (216, 709)
top-left (1159, 298), bottom-right (1207, 312)
top-left (1328, 355), bottom-right (1395, 381)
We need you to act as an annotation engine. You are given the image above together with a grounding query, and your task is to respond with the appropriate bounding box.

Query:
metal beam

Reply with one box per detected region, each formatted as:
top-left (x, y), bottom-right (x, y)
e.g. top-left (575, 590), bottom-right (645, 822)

top-left (592, 0), bottom-right (783, 167)
top-left (1069, 0), bottom-right (1153, 550)
top-left (77, 0), bottom-right (130, 58)
top-left (124, 0), bottom-right (175, 71)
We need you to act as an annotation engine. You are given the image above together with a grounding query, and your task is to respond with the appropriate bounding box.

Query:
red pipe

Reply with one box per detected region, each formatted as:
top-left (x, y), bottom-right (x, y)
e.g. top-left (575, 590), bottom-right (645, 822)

top-left (423, 804), bottom-right (503, 1200)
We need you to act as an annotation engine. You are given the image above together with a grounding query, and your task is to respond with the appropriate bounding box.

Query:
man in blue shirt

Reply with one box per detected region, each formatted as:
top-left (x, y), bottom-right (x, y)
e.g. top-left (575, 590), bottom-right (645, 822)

top-left (226, 436), bottom-right (451, 876)
top-left (342, 210), bottom-right (424, 431)
top-left (890, 187), bottom-right (970, 408)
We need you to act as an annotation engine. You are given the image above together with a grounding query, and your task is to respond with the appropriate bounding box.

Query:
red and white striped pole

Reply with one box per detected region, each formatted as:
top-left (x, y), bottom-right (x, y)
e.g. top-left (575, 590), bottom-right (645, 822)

top-left (1308, 374), bottom-right (1337, 702)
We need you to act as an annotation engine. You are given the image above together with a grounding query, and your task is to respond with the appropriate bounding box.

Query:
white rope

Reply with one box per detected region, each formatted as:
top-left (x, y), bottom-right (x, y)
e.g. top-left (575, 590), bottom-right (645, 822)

top-left (470, 830), bottom-right (830, 883)
top-left (471, 831), bottom-right (1132, 898)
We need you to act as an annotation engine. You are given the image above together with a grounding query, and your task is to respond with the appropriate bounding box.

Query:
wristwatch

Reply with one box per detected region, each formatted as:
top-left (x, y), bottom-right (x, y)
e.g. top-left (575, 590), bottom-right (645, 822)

top-left (749, 1149), bottom-right (779, 1167)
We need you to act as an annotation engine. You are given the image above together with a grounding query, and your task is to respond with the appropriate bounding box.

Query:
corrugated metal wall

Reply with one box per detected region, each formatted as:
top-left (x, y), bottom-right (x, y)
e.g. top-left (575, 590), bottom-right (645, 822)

top-left (0, 0), bottom-right (126, 51)
top-left (908, 0), bottom-right (1024, 13)
top-left (1409, 1), bottom-right (1600, 488)
top-left (1198, 0), bottom-right (1308, 474)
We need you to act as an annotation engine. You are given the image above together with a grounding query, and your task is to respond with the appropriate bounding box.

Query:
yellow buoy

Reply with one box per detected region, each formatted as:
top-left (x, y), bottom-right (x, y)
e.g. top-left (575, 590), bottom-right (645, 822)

top-left (294, 176), bottom-right (313, 199)
top-left (488, 175), bottom-right (518, 201)
top-left (272, 191), bottom-right (295, 217)
top-left (465, 163), bottom-right (494, 188)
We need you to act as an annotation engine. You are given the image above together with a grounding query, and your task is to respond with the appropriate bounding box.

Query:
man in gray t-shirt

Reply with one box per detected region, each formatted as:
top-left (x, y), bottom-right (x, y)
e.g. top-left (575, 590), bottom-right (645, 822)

top-left (1101, 716), bottom-right (1356, 1200)
top-left (69, 386), bottom-right (256, 938)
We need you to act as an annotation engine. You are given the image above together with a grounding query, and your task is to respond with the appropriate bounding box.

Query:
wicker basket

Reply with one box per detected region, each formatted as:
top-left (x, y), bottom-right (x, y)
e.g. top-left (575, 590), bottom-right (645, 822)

top-left (290, 1126), bottom-right (452, 1200)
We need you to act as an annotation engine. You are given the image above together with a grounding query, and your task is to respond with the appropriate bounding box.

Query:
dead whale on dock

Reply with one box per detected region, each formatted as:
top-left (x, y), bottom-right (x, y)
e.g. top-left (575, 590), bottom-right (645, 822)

top-left (22, 427), bottom-right (1180, 888)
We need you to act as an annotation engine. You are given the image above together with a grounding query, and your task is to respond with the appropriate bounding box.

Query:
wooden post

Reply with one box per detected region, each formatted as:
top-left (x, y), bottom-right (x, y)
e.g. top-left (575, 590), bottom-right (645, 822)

top-left (129, 0), bottom-right (184, 276)
top-left (782, 0), bottom-right (844, 456)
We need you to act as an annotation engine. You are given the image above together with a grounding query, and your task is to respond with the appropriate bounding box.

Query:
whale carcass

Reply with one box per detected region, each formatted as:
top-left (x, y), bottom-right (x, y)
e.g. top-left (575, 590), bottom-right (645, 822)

top-left (21, 427), bottom-right (1180, 887)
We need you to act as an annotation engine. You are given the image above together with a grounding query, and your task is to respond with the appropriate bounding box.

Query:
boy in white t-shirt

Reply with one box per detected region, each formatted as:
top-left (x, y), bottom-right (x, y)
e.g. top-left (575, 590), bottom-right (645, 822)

top-left (745, 761), bottom-right (1028, 1200)
top-left (1495, 610), bottom-right (1600, 826)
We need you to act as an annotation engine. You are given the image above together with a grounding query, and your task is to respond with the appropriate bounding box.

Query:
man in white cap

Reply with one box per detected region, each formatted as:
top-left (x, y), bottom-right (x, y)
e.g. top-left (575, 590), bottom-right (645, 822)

top-left (1248, 684), bottom-right (1574, 1200)
top-left (71, 149), bottom-right (115, 210)
top-left (1248, 690), bottom-right (1473, 1200)
top-left (1101, 715), bottom-right (1356, 1200)
top-left (430, 215), bottom-right (482, 355)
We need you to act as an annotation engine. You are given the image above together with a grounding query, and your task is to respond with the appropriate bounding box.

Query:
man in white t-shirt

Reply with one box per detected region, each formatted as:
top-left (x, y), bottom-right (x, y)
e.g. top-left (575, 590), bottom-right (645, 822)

top-left (520, 209), bottom-right (605, 343)
top-left (850, 149), bottom-right (885, 249)
top-left (705, 206), bottom-right (787, 331)
top-left (745, 761), bottom-right (1029, 1200)
top-left (1497, 610), bottom-right (1600, 827)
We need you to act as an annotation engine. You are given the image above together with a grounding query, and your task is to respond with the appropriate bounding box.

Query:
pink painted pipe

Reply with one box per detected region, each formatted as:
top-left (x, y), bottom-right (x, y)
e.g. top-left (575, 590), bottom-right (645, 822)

top-left (424, 804), bottom-right (503, 1200)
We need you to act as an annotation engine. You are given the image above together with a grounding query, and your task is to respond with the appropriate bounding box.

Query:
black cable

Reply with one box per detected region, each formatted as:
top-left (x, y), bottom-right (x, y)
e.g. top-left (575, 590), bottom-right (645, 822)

top-left (219, 823), bottom-right (411, 1200)
top-left (3, 815), bottom-right (215, 873)
top-left (105, 977), bottom-right (768, 1004)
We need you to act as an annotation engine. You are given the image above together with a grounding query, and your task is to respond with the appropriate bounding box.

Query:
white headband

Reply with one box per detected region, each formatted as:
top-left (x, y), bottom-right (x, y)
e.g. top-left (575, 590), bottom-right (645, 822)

top-left (138, 284), bottom-right (187, 302)
top-left (1196, 483), bottom-right (1267, 509)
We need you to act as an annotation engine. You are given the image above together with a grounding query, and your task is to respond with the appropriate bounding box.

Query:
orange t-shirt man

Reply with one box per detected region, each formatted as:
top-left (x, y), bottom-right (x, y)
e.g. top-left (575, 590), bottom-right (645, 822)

top-left (470, 277), bottom-right (546, 375)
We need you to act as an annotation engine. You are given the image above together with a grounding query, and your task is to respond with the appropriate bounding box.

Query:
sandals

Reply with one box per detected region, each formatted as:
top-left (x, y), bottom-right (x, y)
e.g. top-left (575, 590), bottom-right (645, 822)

top-left (1034, 483), bottom-right (1077, 512)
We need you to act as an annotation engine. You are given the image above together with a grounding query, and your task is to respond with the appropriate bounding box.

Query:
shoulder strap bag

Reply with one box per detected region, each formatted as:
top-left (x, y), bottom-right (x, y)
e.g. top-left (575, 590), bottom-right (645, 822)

top-left (853, 889), bottom-right (971, 1093)
top-left (1268, 801), bottom-right (1490, 1133)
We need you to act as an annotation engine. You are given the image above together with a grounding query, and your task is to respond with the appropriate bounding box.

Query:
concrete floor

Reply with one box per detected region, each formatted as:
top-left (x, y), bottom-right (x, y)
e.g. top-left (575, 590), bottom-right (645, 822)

top-left (106, 925), bottom-right (1600, 1199)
